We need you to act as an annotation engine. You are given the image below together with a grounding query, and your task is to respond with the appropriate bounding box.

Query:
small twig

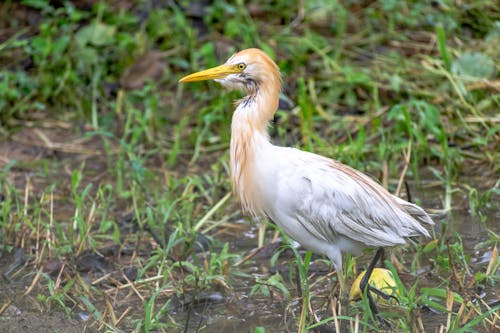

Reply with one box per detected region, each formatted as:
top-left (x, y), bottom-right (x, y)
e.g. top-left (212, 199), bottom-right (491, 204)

top-left (234, 246), bottom-right (264, 267)
top-left (331, 296), bottom-right (341, 333)
top-left (465, 79), bottom-right (500, 92)
top-left (309, 270), bottom-right (336, 290)
top-left (200, 215), bottom-right (230, 234)
top-left (486, 244), bottom-right (497, 276)
top-left (114, 306), bottom-right (132, 327)
top-left (76, 202), bottom-right (96, 256)
top-left (308, 296), bottom-right (320, 325)
top-left (34, 128), bottom-right (54, 149)
top-left (0, 300), bottom-right (13, 316)
top-left (92, 273), bottom-right (112, 285)
top-left (475, 296), bottom-right (500, 325)
top-left (49, 191), bottom-right (54, 257)
top-left (193, 192), bottom-right (231, 232)
top-left (122, 273), bottom-right (145, 302)
top-left (446, 241), bottom-right (464, 292)
top-left (104, 295), bottom-right (117, 325)
top-left (459, 303), bottom-right (475, 327)
top-left (297, 288), bottom-right (308, 333)
top-left (395, 140), bottom-right (412, 197)
top-left (104, 275), bottom-right (169, 291)
top-left (445, 288), bottom-right (454, 332)
top-left (382, 160), bottom-right (389, 190)
top-left (54, 263), bottom-right (65, 291)
top-left (23, 265), bottom-right (44, 296)
top-left (416, 310), bottom-right (425, 332)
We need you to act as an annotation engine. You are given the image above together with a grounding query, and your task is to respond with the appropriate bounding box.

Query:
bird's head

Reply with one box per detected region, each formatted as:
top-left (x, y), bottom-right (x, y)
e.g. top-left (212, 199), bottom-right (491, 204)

top-left (179, 48), bottom-right (280, 94)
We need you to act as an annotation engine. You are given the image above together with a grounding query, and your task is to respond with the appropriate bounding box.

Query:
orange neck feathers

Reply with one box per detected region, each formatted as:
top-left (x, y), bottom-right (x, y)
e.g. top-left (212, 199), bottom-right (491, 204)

top-left (230, 68), bottom-right (281, 215)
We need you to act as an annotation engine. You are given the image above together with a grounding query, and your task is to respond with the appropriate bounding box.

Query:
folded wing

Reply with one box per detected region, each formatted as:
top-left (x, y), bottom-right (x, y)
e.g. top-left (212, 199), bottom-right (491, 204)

top-left (276, 149), bottom-right (433, 249)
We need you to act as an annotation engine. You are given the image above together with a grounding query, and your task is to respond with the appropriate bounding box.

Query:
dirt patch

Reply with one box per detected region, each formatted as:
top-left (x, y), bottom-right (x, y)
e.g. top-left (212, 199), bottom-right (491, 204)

top-left (0, 251), bottom-right (97, 333)
top-left (0, 309), bottom-right (94, 333)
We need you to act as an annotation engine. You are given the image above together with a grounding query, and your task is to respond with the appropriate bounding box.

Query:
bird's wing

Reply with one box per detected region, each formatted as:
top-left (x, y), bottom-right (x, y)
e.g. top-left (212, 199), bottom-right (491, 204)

top-left (275, 148), bottom-right (432, 248)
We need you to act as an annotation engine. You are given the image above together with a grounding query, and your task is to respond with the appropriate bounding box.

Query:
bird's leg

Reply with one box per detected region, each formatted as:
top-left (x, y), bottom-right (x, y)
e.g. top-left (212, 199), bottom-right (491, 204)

top-left (328, 267), bottom-right (349, 326)
top-left (256, 216), bottom-right (266, 248)
top-left (361, 248), bottom-right (399, 302)
top-left (328, 251), bottom-right (349, 318)
top-left (337, 268), bottom-right (346, 294)
top-left (359, 248), bottom-right (384, 294)
top-left (329, 268), bottom-right (347, 303)
top-left (359, 248), bottom-right (393, 326)
top-left (359, 248), bottom-right (383, 318)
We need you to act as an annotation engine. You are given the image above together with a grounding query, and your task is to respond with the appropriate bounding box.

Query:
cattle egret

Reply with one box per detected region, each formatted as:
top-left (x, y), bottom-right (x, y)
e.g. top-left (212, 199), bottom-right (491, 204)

top-left (179, 48), bottom-right (434, 318)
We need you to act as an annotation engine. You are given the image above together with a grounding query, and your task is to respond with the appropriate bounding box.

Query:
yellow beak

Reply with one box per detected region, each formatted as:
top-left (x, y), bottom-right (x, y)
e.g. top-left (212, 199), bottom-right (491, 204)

top-left (179, 64), bottom-right (239, 83)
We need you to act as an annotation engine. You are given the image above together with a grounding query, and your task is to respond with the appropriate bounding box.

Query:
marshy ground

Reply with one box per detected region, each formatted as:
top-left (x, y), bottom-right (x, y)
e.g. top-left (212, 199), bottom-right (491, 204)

top-left (0, 1), bottom-right (498, 332)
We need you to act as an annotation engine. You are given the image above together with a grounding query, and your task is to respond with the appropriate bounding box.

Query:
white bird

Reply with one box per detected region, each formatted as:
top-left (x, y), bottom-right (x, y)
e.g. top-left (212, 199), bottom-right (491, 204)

top-left (179, 48), bottom-right (434, 312)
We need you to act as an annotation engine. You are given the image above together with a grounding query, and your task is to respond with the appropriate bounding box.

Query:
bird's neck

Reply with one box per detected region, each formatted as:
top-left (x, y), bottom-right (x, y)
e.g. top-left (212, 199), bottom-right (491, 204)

top-left (230, 81), bottom-right (279, 215)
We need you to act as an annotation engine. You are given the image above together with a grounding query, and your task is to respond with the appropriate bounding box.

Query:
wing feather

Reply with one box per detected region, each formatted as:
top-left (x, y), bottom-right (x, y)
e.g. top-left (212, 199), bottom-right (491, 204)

top-left (276, 149), bottom-right (433, 248)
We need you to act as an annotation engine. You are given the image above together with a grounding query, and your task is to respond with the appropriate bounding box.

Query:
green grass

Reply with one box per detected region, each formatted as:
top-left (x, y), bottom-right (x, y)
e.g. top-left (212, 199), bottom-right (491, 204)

top-left (0, 0), bottom-right (499, 332)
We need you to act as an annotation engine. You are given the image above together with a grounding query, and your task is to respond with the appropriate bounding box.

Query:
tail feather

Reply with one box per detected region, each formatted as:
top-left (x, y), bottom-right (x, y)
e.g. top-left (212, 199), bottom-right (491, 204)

top-left (394, 196), bottom-right (434, 238)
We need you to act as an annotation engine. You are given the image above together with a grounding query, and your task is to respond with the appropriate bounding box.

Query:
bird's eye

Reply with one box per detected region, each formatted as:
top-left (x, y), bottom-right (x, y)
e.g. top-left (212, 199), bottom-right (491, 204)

top-left (237, 63), bottom-right (246, 71)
